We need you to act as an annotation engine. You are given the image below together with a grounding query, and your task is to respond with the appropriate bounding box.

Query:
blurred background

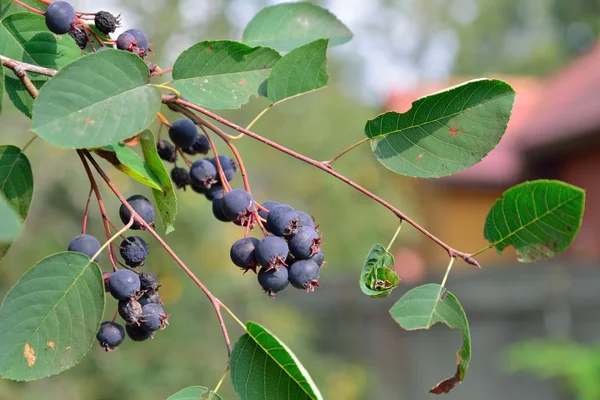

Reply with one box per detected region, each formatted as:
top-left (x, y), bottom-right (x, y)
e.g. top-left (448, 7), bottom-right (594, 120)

top-left (2, 0), bottom-right (600, 399)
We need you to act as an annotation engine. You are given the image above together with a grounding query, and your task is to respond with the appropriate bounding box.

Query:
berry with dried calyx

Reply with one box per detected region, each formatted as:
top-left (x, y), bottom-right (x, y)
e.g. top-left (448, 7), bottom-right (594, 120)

top-left (171, 167), bottom-right (190, 190)
top-left (119, 236), bottom-right (148, 267)
top-left (68, 28), bottom-right (87, 49)
top-left (209, 155), bottom-right (237, 182)
top-left (289, 259), bottom-right (320, 292)
top-left (258, 201), bottom-right (279, 221)
top-left (288, 227), bottom-right (322, 259)
top-left (220, 189), bottom-right (254, 222)
top-left (140, 303), bottom-right (168, 331)
top-left (156, 140), bottom-right (177, 163)
top-left (94, 11), bottom-right (120, 35)
top-left (258, 266), bottom-right (289, 297)
top-left (189, 159), bottom-right (217, 190)
top-left (255, 236), bottom-right (289, 271)
top-left (139, 271), bottom-right (159, 291)
top-left (138, 290), bottom-right (161, 307)
top-left (97, 321), bottom-right (125, 351)
top-left (108, 269), bottom-right (141, 300)
top-left (118, 298), bottom-right (143, 324)
top-left (267, 205), bottom-right (298, 237)
top-left (230, 237), bottom-right (260, 272)
top-left (183, 134), bottom-right (210, 155)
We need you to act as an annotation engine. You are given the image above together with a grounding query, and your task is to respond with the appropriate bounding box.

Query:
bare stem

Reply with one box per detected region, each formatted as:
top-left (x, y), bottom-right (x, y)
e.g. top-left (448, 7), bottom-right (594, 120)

top-left (323, 138), bottom-right (369, 166)
top-left (386, 221), bottom-right (403, 252)
top-left (245, 104), bottom-right (273, 131)
top-left (1, 55), bottom-right (57, 76)
top-left (81, 186), bottom-right (94, 235)
top-left (439, 256), bottom-right (455, 290)
top-left (21, 135), bottom-right (37, 153)
top-left (199, 125), bottom-right (232, 192)
top-left (213, 365), bottom-right (230, 395)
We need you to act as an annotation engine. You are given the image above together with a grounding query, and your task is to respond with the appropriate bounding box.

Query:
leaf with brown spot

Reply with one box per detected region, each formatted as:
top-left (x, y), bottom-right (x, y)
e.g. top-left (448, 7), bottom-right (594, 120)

top-left (390, 284), bottom-right (471, 395)
top-left (46, 341), bottom-right (55, 350)
top-left (23, 343), bottom-right (35, 367)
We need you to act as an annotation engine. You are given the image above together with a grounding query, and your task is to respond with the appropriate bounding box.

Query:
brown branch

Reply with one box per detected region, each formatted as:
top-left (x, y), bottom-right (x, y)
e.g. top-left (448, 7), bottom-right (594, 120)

top-left (1, 55), bottom-right (57, 77)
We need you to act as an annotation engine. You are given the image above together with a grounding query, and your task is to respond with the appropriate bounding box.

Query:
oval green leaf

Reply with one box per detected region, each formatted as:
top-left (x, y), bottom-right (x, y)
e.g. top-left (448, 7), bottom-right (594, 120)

top-left (139, 130), bottom-right (177, 234)
top-left (365, 79), bottom-right (515, 178)
top-left (172, 40), bottom-right (281, 109)
top-left (0, 193), bottom-right (21, 241)
top-left (267, 38), bottom-right (329, 104)
top-left (167, 386), bottom-right (222, 400)
top-left (0, 252), bottom-right (105, 381)
top-left (242, 2), bottom-right (352, 52)
top-left (32, 49), bottom-right (161, 148)
top-left (1, 0), bottom-right (46, 20)
top-left (230, 321), bottom-right (323, 400)
top-left (0, 145), bottom-right (33, 260)
top-left (101, 142), bottom-right (162, 191)
top-left (390, 283), bottom-right (471, 394)
top-left (4, 76), bottom-right (45, 118)
top-left (359, 243), bottom-right (399, 298)
top-left (484, 179), bottom-right (585, 263)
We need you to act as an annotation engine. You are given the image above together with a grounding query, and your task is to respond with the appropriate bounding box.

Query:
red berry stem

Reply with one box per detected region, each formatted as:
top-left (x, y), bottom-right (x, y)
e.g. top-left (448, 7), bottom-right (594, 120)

top-left (81, 186), bottom-right (94, 235)
top-left (198, 125), bottom-right (232, 192)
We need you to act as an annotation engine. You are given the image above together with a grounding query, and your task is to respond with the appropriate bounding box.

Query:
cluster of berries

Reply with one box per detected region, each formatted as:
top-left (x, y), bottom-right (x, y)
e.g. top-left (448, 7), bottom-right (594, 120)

top-left (230, 201), bottom-right (324, 296)
top-left (157, 118), bottom-right (236, 198)
top-left (68, 194), bottom-right (169, 351)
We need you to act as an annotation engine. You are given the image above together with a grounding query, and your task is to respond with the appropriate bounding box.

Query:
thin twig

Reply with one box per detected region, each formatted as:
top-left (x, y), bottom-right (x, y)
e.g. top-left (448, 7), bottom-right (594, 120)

top-left (323, 137), bottom-right (370, 166)
top-left (1, 55), bottom-right (57, 76)
top-left (199, 125), bottom-right (231, 192)
top-left (81, 186), bottom-right (94, 235)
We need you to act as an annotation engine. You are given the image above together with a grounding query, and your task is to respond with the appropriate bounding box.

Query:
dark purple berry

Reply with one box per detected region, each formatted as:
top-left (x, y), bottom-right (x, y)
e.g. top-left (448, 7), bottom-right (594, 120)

top-left (189, 159), bottom-right (217, 189)
top-left (230, 237), bottom-right (260, 272)
top-left (124, 29), bottom-right (149, 50)
top-left (97, 321), bottom-right (125, 351)
top-left (119, 194), bottom-right (155, 229)
top-left (126, 323), bottom-right (153, 341)
top-left (138, 290), bottom-right (161, 307)
top-left (169, 118), bottom-right (198, 148)
top-left (267, 205), bottom-right (298, 237)
top-left (266, 204), bottom-right (294, 234)
top-left (183, 134), bottom-right (210, 155)
top-left (45, 1), bottom-right (75, 34)
top-left (296, 211), bottom-right (315, 229)
top-left (255, 236), bottom-right (288, 271)
top-left (68, 28), bottom-right (88, 49)
top-left (94, 11), bottom-right (120, 35)
top-left (309, 249), bottom-right (325, 267)
top-left (204, 184), bottom-right (224, 201)
top-left (289, 259), bottom-right (320, 291)
top-left (108, 269), bottom-right (141, 300)
top-left (68, 234), bottom-right (101, 261)
top-left (139, 271), bottom-right (159, 291)
top-left (258, 266), bottom-right (289, 297)
top-left (118, 298), bottom-right (143, 324)
top-left (258, 201), bottom-right (279, 221)
top-left (156, 140), bottom-right (177, 163)
top-left (119, 236), bottom-right (148, 267)
top-left (116, 31), bottom-right (135, 51)
top-left (209, 155), bottom-right (236, 182)
top-left (140, 303), bottom-right (168, 331)
top-left (212, 196), bottom-right (232, 222)
top-left (288, 227), bottom-right (321, 259)
top-left (220, 189), bottom-right (254, 221)
top-left (171, 167), bottom-right (190, 190)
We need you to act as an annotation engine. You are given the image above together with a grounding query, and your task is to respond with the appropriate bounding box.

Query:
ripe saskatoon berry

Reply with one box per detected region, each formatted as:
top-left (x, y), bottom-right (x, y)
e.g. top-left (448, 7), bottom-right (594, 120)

top-left (288, 227), bottom-right (321, 259)
top-left (267, 205), bottom-right (298, 236)
top-left (138, 290), bottom-right (161, 307)
top-left (309, 249), bottom-right (325, 267)
top-left (119, 194), bottom-right (155, 229)
top-left (108, 269), bottom-right (141, 300)
top-left (183, 134), bottom-right (210, 155)
top-left (209, 155), bottom-right (237, 182)
top-left (118, 298), bottom-right (143, 324)
top-left (119, 236), bottom-right (148, 267)
top-left (169, 118), bottom-right (198, 148)
top-left (296, 211), bottom-right (315, 229)
top-left (220, 189), bottom-right (254, 221)
top-left (116, 31), bottom-right (135, 51)
top-left (97, 321), bottom-right (125, 351)
top-left (68, 28), bottom-right (88, 49)
top-left (255, 236), bottom-right (289, 270)
top-left (204, 184), bottom-right (224, 201)
top-left (139, 271), bottom-right (159, 291)
top-left (45, 1), bottom-right (75, 34)
top-left (230, 237), bottom-right (260, 272)
top-left (258, 201), bottom-right (279, 221)
top-left (171, 167), bottom-right (190, 190)
top-left (212, 196), bottom-right (232, 222)
top-left (94, 11), bottom-right (120, 35)
top-left (124, 29), bottom-right (149, 51)
top-left (156, 140), bottom-right (177, 163)
top-left (126, 323), bottom-right (153, 341)
top-left (189, 159), bottom-right (217, 189)
top-left (68, 234), bottom-right (101, 261)
top-left (140, 303), bottom-right (167, 331)
top-left (289, 259), bottom-right (320, 291)
top-left (258, 266), bottom-right (289, 297)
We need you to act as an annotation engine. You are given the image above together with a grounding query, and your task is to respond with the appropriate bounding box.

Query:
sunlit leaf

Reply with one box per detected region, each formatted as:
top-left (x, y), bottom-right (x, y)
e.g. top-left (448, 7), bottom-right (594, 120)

top-left (0, 193), bottom-right (21, 241)
top-left (100, 142), bottom-right (162, 191)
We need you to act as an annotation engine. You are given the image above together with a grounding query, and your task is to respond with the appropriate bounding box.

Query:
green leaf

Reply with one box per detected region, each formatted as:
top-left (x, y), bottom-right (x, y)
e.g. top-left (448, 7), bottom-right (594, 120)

top-left (101, 142), bottom-right (162, 191)
top-left (484, 180), bottom-right (585, 263)
top-left (267, 38), bottom-right (329, 104)
top-left (390, 284), bottom-right (471, 394)
top-left (0, 193), bottom-right (21, 241)
top-left (172, 40), bottom-right (281, 109)
top-left (242, 2), bottom-right (352, 52)
top-left (139, 130), bottom-right (177, 234)
top-left (0, 145), bottom-right (33, 261)
top-left (0, 252), bottom-right (105, 381)
top-left (167, 386), bottom-right (222, 400)
top-left (359, 244), bottom-right (399, 298)
top-left (32, 49), bottom-right (161, 148)
top-left (365, 79), bottom-right (515, 178)
top-left (0, 0), bottom-right (46, 20)
top-left (4, 75), bottom-right (45, 118)
top-left (230, 321), bottom-right (323, 400)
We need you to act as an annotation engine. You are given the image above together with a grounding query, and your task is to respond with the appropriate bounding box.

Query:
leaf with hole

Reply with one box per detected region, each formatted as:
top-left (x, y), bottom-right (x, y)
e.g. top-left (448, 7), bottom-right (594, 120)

top-left (0, 0), bottom-right (46, 20)
top-left (139, 130), bottom-right (177, 234)
top-left (484, 179), bottom-right (585, 262)
top-left (267, 38), bottom-right (329, 104)
top-left (0, 252), bottom-right (105, 381)
top-left (32, 49), bottom-right (161, 148)
top-left (172, 40), bottom-right (281, 109)
top-left (0, 145), bottom-right (33, 261)
top-left (365, 79), bottom-right (515, 178)
top-left (99, 142), bottom-right (162, 191)
top-left (359, 243), bottom-right (399, 298)
top-left (230, 321), bottom-right (322, 400)
top-left (167, 386), bottom-right (222, 400)
top-left (243, 2), bottom-right (352, 52)
top-left (390, 284), bottom-right (471, 394)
